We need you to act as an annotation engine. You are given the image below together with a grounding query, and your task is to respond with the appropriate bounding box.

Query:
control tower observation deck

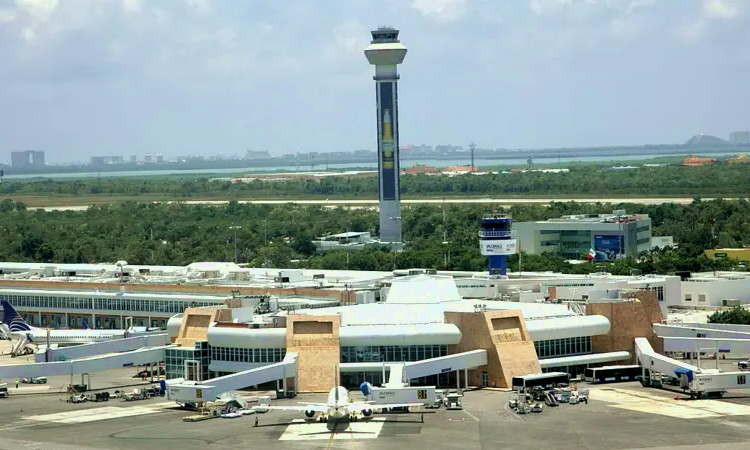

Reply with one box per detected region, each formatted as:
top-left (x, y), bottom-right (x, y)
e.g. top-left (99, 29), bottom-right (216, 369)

top-left (479, 211), bottom-right (518, 278)
top-left (364, 27), bottom-right (407, 246)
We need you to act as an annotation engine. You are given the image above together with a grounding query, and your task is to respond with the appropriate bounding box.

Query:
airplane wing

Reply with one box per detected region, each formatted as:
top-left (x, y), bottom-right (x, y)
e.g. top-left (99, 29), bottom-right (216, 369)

top-left (265, 404), bottom-right (329, 413)
top-left (348, 402), bottom-right (424, 412)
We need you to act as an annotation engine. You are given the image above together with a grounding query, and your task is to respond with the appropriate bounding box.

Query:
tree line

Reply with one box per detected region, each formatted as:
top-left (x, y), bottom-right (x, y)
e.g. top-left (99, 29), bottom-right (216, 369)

top-left (0, 198), bottom-right (747, 274)
top-left (3, 162), bottom-right (750, 199)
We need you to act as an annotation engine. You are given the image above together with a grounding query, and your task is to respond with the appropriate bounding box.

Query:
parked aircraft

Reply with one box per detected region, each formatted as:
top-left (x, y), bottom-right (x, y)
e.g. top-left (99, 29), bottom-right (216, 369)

top-left (0, 299), bottom-right (158, 347)
top-left (265, 376), bottom-right (423, 422)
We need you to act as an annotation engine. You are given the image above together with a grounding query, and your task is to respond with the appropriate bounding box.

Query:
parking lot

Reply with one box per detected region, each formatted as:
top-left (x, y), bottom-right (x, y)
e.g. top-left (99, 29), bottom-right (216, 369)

top-left (1, 382), bottom-right (750, 449)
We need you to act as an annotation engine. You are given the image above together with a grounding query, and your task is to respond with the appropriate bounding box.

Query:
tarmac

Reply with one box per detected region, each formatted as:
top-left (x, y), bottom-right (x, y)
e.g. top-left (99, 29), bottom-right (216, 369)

top-left (1, 382), bottom-right (750, 450)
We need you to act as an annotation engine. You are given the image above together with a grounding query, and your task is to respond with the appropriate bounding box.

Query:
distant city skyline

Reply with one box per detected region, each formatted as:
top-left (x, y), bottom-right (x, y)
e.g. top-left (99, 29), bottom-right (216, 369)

top-left (6, 130), bottom-right (750, 166)
top-left (1, 1), bottom-right (749, 163)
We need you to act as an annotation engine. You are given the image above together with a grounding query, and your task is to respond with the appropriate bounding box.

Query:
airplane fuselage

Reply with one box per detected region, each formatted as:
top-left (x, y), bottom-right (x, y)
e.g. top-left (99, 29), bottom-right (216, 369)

top-left (323, 386), bottom-right (356, 421)
top-left (8, 328), bottom-right (151, 345)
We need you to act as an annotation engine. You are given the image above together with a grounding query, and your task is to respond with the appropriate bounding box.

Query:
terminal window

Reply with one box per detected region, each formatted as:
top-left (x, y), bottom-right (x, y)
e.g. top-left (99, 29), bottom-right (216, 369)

top-left (210, 346), bottom-right (286, 364)
top-left (341, 345), bottom-right (447, 363)
top-left (534, 336), bottom-right (591, 359)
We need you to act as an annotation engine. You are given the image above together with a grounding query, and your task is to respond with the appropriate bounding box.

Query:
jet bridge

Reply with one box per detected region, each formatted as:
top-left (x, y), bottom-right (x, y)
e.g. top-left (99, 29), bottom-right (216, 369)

top-left (664, 337), bottom-right (750, 355)
top-left (35, 334), bottom-right (171, 362)
top-left (0, 345), bottom-right (173, 379)
top-left (166, 352), bottom-right (298, 404)
top-left (403, 349), bottom-right (487, 382)
top-left (635, 337), bottom-right (749, 398)
top-left (340, 349), bottom-right (488, 389)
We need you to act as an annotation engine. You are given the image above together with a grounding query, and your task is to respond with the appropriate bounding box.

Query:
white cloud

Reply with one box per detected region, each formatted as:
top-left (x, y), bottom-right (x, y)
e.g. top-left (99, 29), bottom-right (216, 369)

top-left (121, 0), bottom-right (143, 15)
top-left (703, 0), bottom-right (740, 20)
top-left (333, 20), bottom-right (369, 54)
top-left (21, 26), bottom-right (36, 43)
top-left (673, 0), bottom-right (743, 42)
top-left (673, 19), bottom-right (707, 42)
top-left (15, 0), bottom-right (58, 21)
top-left (185, 0), bottom-right (212, 15)
top-left (411, 0), bottom-right (467, 22)
top-left (0, 9), bottom-right (17, 23)
top-left (529, 0), bottom-right (572, 15)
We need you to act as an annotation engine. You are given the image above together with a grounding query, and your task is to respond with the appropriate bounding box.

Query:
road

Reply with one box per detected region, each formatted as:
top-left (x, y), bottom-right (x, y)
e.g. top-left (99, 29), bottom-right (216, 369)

top-left (32, 197), bottom-right (730, 211)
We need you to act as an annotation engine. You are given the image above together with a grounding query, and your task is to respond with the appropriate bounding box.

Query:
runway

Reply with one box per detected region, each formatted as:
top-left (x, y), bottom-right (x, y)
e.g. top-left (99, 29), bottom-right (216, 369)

top-left (34, 197), bottom-right (729, 212)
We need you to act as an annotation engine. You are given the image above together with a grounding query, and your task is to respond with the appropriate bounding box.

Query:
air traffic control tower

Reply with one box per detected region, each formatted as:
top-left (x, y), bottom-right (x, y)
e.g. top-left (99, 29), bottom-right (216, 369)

top-left (479, 211), bottom-right (518, 279)
top-left (365, 27), bottom-right (407, 246)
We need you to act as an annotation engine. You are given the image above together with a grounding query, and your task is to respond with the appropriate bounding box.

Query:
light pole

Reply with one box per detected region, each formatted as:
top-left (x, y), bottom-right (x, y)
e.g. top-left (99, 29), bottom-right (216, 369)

top-left (263, 220), bottom-right (268, 268)
top-left (389, 216), bottom-right (401, 270)
top-left (229, 226), bottom-right (241, 263)
top-left (442, 203), bottom-right (450, 268)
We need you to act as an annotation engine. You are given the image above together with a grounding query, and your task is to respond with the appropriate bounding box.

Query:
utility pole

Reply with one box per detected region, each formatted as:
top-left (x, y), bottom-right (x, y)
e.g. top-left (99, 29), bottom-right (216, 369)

top-left (469, 142), bottom-right (476, 173)
top-left (229, 226), bottom-right (241, 263)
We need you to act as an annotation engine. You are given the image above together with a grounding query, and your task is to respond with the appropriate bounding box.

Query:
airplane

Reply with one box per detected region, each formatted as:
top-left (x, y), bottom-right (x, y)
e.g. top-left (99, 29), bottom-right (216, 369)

top-left (264, 372), bottom-right (424, 422)
top-left (0, 299), bottom-right (158, 347)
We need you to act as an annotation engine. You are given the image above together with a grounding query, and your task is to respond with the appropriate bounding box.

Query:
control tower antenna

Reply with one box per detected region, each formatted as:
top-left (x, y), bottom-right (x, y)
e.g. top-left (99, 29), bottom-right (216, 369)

top-left (364, 27), bottom-right (407, 247)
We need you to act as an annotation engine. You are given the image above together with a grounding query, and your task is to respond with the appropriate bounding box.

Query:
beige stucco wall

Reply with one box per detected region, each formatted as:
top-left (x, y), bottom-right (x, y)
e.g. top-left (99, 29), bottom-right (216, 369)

top-left (175, 307), bottom-right (231, 347)
top-left (285, 314), bottom-right (341, 393)
top-left (445, 310), bottom-right (540, 388)
top-left (587, 289), bottom-right (664, 364)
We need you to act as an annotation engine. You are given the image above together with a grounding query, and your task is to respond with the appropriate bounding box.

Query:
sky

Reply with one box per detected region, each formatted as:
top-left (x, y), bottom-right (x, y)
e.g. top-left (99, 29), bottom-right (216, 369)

top-left (1, 0), bottom-right (749, 162)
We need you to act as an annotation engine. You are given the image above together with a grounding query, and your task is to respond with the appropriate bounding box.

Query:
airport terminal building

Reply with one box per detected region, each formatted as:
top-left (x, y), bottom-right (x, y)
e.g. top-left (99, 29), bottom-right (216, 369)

top-left (164, 275), bottom-right (662, 391)
top-left (0, 260), bottom-right (716, 392)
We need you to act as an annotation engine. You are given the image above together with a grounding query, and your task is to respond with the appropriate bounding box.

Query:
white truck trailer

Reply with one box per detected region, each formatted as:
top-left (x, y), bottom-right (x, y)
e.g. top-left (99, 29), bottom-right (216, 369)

top-left (369, 386), bottom-right (436, 410)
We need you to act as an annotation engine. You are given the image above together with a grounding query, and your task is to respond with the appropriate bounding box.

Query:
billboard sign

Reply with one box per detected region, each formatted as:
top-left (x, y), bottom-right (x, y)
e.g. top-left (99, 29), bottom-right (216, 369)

top-left (378, 81), bottom-right (398, 201)
top-left (480, 239), bottom-right (518, 256)
top-left (594, 235), bottom-right (623, 261)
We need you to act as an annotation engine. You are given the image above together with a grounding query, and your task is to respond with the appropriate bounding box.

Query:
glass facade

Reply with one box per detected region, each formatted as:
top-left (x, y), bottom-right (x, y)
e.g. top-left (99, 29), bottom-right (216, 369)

top-left (534, 336), bottom-right (591, 359)
top-left (210, 346), bottom-right (286, 364)
top-left (340, 345), bottom-right (450, 388)
top-left (341, 345), bottom-right (447, 363)
top-left (165, 341), bottom-right (210, 381)
top-left (2, 292), bottom-right (220, 315)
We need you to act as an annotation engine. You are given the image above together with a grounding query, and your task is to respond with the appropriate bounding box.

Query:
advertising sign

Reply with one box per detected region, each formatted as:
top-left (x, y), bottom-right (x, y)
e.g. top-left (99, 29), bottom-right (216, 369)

top-left (594, 235), bottom-right (623, 261)
top-left (378, 81), bottom-right (398, 201)
top-left (480, 239), bottom-right (518, 256)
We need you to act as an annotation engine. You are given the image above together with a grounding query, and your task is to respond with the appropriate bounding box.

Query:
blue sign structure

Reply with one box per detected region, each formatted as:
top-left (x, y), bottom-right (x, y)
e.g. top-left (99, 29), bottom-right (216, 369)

top-left (594, 234), bottom-right (624, 261)
top-left (378, 81), bottom-right (398, 201)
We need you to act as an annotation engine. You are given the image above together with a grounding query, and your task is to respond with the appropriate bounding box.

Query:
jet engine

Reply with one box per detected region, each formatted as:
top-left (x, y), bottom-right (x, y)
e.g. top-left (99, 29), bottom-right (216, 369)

top-left (305, 409), bottom-right (315, 418)
top-left (362, 408), bottom-right (373, 417)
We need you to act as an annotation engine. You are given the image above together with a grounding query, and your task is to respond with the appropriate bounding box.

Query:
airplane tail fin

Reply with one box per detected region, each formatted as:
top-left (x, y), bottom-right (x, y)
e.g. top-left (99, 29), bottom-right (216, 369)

top-left (1, 298), bottom-right (31, 332)
top-left (334, 365), bottom-right (339, 402)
